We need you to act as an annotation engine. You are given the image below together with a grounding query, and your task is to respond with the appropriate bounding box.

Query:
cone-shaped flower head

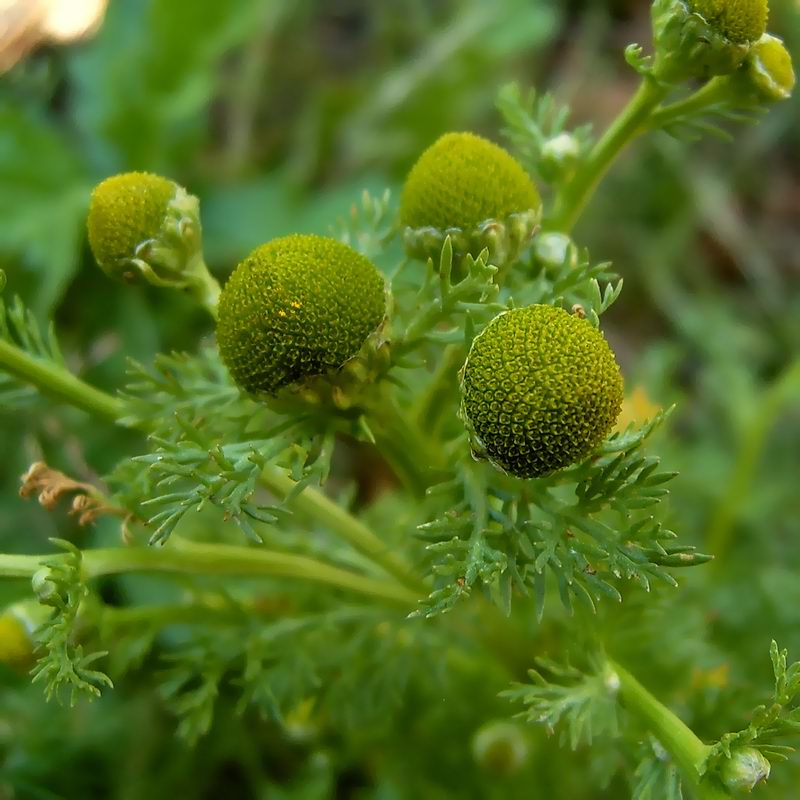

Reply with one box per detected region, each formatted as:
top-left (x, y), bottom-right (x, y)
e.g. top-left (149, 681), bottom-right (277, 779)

top-left (400, 132), bottom-right (541, 266)
top-left (460, 305), bottom-right (623, 478)
top-left (217, 234), bottom-right (386, 395)
top-left (720, 747), bottom-right (771, 793)
top-left (87, 172), bottom-right (219, 308)
top-left (652, 0), bottom-right (769, 82)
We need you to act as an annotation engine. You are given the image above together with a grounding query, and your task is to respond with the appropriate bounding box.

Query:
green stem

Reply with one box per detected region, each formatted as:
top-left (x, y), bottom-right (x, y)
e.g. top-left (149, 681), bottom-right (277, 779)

top-left (0, 538), bottom-right (420, 607)
top-left (187, 255), bottom-right (221, 320)
top-left (707, 359), bottom-right (800, 563)
top-left (547, 76), bottom-right (669, 233)
top-left (648, 77), bottom-right (730, 131)
top-left (259, 464), bottom-right (426, 593)
top-left (609, 660), bottom-right (731, 799)
top-left (2, 340), bottom-right (423, 595)
top-left (0, 339), bottom-right (124, 420)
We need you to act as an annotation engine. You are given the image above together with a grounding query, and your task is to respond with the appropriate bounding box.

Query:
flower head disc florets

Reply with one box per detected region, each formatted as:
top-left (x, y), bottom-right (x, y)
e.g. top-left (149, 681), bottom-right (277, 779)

top-left (400, 132), bottom-right (541, 267)
top-left (689, 0), bottom-right (767, 44)
top-left (216, 234), bottom-right (386, 395)
top-left (460, 305), bottom-right (623, 478)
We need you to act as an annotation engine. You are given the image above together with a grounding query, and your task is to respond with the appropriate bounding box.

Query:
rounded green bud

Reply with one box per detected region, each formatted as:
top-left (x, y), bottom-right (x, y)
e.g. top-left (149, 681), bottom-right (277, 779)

top-left (460, 305), bottom-right (623, 478)
top-left (539, 132), bottom-right (582, 184)
top-left (719, 747), bottom-right (771, 793)
top-left (87, 172), bottom-right (219, 308)
top-left (217, 234), bottom-right (386, 395)
top-left (0, 612), bottom-right (34, 670)
top-left (739, 34), bottom-right (795, 102)
top-left (652, 0), bottom-right (768, 83)
top-left (0, 600), bottom-right (49, 671)
top-left (400, 132), bottom-right (541, 267)
top-left (472, 720), bottom-right (530, 776)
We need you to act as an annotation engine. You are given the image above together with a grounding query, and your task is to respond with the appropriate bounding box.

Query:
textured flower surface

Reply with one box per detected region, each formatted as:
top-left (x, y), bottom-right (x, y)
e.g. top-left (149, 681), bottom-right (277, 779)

top-left (217, 234), bottom-right (386, 395)
top-left (400, 132), bottom-right (540, 231)
top-left (460, 305), bottom-right (623, 478)
top-left (688, 0), bottom-right (768, 44)
top-left (87, 172), bottom-right (176, 276)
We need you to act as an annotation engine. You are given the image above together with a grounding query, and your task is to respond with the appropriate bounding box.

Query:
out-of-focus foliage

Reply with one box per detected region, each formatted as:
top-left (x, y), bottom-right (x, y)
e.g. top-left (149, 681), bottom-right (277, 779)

top-left (0, 0), bottom-right (799, 798)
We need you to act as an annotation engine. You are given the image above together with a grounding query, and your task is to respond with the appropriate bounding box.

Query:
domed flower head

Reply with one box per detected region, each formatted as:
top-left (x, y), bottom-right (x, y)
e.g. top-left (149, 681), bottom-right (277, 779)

top-left (217, 234), bottom-right (386, 395)
top-left (460, 305), bottom-right (623, 478)
top-left (400, 132), bottom-right (541, 267)
top-left (87, 172), bottom-right (218, 308)
top-left (652, 0), bottom-right (769, 82)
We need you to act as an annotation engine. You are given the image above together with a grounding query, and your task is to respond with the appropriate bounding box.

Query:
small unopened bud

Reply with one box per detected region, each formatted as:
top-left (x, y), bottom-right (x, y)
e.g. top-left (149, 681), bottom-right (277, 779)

top-left (539, 132), bottom-right (582, 183)
top-left (0, 600), bottom-right (50, 671)
top-left (87, 172), bottom-right (220, 312)
top-left (472, 720), bottom-right (530, 776)
top-left (739, 34), bottom-right (795, 102)
top-left (32, 567), bottom-right (58, 603)
top-left (720, 747), bottom-right (771, 793)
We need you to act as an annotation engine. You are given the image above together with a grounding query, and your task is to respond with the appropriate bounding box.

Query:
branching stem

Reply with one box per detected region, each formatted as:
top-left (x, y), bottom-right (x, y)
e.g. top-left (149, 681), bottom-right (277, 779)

top-left (548, 76), bottom-right (668, 233)
top-left (1, 341), bottom-right (424, 593)
top-left (0, 339), bottom-right (125, 420)
top-left (609, 660), bottom-right (732, 799)
top-left (0, 538), bottom-right (421, 607)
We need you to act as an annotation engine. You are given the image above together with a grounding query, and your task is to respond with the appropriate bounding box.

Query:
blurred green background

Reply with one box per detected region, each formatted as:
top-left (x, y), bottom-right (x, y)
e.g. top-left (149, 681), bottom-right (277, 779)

top-left (1, 0), bottom-right (799, 797)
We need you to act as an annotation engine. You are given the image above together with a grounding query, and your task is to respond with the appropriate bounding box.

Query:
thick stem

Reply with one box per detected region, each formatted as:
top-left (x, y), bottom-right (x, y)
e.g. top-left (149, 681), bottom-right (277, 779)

top-left (610, 660), bottom-right (731, 799)
top-left (0, 538), bottom-right (421, 607)
top-left (259, 464), bottom-right (425, 593)
top-left (547, 76), bottom-right (669, 233)
top-left (186, 253), bottom-right (221, 320)
top-left (647, 77), bottom-right (730, 131)
top-left (0, 340), bottom-right (124, 420)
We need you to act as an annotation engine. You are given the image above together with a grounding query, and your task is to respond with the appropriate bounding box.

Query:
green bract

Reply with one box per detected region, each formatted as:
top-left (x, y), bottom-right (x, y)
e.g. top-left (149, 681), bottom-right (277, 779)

top-left (400, 132), bottom-right (541, 266)
top-left (652, 0), bottom-right (769, 82)
top-left (216, 234), bottom-right (386, 395)
top-left (460, 305), bottom-right (623, 478)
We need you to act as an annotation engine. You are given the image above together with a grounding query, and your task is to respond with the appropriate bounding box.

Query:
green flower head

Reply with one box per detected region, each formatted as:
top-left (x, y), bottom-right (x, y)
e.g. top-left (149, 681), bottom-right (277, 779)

top-left (460, 305), bottom-right (623, 478)
top-left (400, 132), bottom-right (541, 266)
top-left (689, 0), bottom-right (768, 44)
top-left (652, 0), bottom-right (769, 82)
top-left (87, 171), bottom-right (209, 301)
top-left (216, 234), bottom-right (386, 395)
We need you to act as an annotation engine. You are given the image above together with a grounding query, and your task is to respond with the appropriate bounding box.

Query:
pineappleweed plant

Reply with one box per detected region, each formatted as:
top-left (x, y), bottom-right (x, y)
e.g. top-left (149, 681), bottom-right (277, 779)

top-left (0, 1), bottom-right (797, 797)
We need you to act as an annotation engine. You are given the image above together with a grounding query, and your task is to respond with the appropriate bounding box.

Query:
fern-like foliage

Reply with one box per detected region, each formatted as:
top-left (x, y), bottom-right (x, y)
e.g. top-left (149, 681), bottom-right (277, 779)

top-left (29, 539), bottom-right (113, 705)
top-left (413, 409), bottom-right (708, 620)
top-left (335, 188), bottom-right (397, 259)
top-left (496, 83), bottom-right (593, 186)
top-left (632, 738), bottom-right (684, 800)
top-left (0, 275), bottom-right (65, 409)
top-left (502, 656), bottom-right (621, 749)
top-left (703, 641), bottom-right (800, 773)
